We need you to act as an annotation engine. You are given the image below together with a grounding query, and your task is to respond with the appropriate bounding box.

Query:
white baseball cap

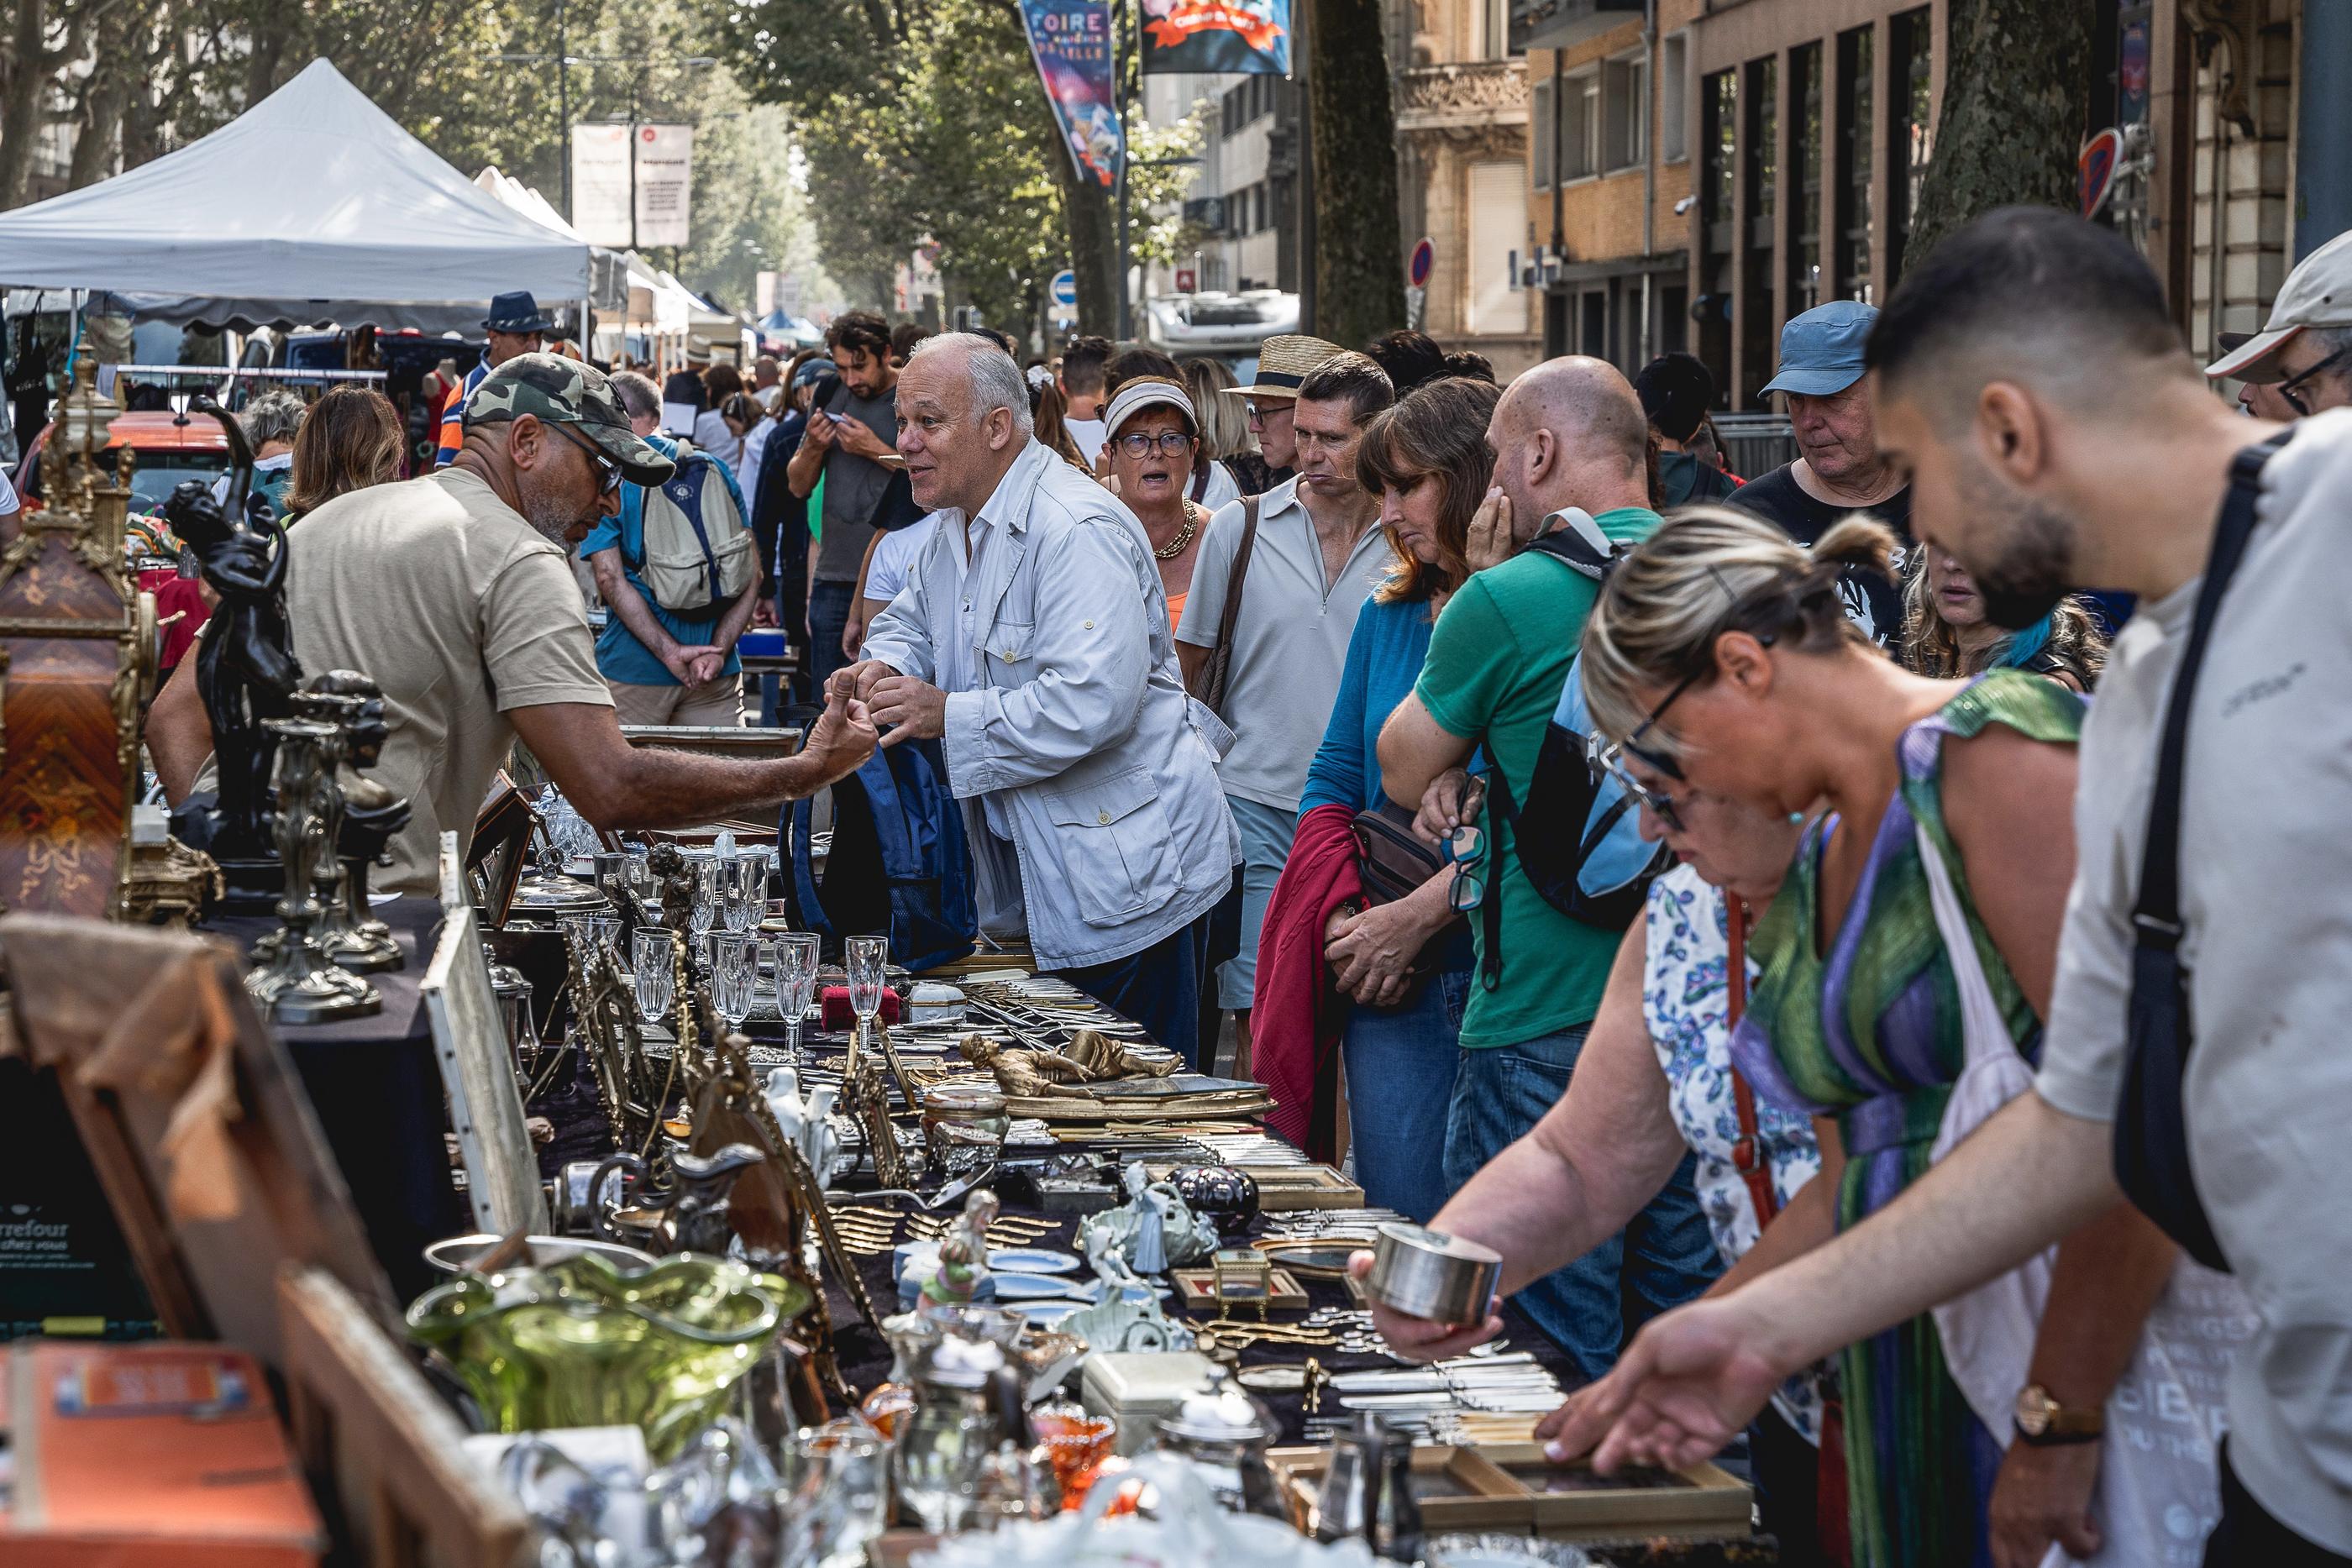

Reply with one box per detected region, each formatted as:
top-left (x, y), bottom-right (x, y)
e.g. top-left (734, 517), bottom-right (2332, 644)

top-left (2205, 228), bottom-right (2352, 383)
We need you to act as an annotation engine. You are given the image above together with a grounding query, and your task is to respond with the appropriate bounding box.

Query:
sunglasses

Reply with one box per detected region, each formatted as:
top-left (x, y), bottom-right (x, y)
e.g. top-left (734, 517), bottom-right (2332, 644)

top-left (551, 422), bottom-right (621, 493)
top-left (2277, 343), bottom-right (2352, 417)
top-left (1442, 779), bottom-right (1489, 913)
top-left (1116, 429), bottom-right (1194, 459)
top-left (1586, 735), bottom-right (1684, 833)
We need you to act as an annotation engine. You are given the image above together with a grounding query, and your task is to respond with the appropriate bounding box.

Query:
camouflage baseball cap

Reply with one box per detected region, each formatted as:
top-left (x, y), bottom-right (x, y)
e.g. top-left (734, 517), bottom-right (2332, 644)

top-left (464, 351), bottom-right (675, 486)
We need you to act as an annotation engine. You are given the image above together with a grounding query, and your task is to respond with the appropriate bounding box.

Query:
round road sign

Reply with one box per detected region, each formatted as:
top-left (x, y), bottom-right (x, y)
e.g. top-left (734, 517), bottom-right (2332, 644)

top-left (1050, 269), bottom-right (1079, 310)
top-left (1408, 238), bottom-right (1436, 290)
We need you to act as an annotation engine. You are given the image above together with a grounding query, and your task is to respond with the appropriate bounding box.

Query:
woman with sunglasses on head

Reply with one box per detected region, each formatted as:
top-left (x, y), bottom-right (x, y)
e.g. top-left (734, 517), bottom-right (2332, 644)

top-left (1256, 376), bottom-right (1501, 1221)
top-left (1101, 376), bottom-right (1211, 623)
top-left (1570, 506), bottom-right (2191, 1568)
top-left (1349, 765), bottom-right (1831, 1557)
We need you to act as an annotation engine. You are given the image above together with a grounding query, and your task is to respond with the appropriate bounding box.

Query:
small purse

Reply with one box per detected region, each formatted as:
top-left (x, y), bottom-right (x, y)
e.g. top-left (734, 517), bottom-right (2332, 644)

top-left (1347, 800), bottom-right (1456, 989)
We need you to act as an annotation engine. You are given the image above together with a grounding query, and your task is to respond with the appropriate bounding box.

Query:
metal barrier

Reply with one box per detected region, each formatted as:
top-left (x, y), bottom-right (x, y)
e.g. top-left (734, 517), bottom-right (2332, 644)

top-left (1710, 412), bottom-right (1796, 480)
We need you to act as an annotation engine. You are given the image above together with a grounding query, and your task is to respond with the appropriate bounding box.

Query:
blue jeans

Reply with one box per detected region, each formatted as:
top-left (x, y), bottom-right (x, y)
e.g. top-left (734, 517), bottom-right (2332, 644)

top-left (1443, 1024), bottom-right (1722, 1383)
top-left (1343, 965), bottom-right (1469, 1223)
top-left (807, 580), bottom-right (856, 692)
top-left (1216, 795), bottom-right (1295, 1010)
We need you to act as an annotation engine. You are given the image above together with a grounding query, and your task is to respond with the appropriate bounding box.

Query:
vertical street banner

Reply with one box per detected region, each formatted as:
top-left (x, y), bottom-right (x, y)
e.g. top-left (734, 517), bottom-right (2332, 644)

top-left (1139, 0), bottom-right (1290, 76)
top-left (633, 124), bottom-right (694, 249)
top-left (1020, 0), bottom-right (1122, 189)
top-left (570, 125), bottom-right (633, 247)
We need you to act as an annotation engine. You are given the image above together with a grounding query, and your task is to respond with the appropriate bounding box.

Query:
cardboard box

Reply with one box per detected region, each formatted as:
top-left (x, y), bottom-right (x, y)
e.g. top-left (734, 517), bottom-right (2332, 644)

top-left (0, 1340), bottom-right (324, 1567)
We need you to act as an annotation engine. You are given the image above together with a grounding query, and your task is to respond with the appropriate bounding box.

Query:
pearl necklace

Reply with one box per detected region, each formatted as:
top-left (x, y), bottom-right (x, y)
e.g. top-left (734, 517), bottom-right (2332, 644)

top-left (1153, 503), bottom-right (1202, 560)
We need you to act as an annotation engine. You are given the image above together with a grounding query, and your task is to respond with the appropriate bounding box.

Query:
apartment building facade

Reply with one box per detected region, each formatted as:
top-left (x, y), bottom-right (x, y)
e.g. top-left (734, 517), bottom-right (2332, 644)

top-left (1515, 0), bottom-right (2328, 409)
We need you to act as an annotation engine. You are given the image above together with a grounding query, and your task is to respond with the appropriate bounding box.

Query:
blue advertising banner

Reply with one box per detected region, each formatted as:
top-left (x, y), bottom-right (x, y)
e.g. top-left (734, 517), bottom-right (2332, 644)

top-left (1140, 0), bottom-right (1290, 76)
top-left (1020, 0), bottom-right (1122, 189)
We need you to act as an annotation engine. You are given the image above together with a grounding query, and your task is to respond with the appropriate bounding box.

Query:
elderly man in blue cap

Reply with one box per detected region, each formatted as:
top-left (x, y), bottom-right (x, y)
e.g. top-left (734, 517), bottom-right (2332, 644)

top-left (436, 290), bottom-right (559, 468)
top-left (1727, 299), bottom-right (1912, 636)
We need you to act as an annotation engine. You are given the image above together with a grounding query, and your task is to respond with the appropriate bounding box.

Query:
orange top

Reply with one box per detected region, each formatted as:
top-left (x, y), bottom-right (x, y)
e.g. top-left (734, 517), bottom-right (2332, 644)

top-left (1165, 591), bottom-right (1187, 627)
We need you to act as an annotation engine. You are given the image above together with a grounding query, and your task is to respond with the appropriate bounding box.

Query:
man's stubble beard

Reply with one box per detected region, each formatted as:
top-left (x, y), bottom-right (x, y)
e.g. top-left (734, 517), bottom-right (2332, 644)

top-left (1952, 454), bottom-right (2079, 632)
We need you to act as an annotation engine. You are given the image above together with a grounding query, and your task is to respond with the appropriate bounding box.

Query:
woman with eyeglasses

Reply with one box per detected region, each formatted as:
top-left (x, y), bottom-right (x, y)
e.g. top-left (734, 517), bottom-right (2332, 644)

top-left (1570, 506), bottom-right (2187, 1568)
top-left (1351, 766), bottom-right (1830, 1560)
top-left (1101, 376), bottom-right (1211, 623)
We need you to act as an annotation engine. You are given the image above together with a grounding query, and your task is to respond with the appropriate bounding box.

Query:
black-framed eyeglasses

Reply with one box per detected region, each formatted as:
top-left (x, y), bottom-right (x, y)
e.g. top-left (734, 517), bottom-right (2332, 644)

top-left (1442, 779), bottom-right (1489, 913)
top-left (1620, 627), bottom-right (1777, 779)
top-left (1116, 429), bottom-right (1194, 459)
top-left (550, 422), bottom-right (621, 494)
top-left (2277, 343), bottom-right (2352, 417)
top-left (1586, 734), bottom-right (1684, 833)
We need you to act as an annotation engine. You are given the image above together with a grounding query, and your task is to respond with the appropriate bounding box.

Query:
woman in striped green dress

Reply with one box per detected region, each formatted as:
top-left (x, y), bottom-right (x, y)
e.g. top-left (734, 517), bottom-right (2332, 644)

top-left (1573, 509), bottom-right (2181, 1568)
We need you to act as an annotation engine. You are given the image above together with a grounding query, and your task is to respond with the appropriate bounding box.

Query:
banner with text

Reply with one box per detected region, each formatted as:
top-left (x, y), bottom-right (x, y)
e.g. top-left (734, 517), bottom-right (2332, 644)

top-left (570, 125), bottom-right (633, 248)
top-left (1020, 0), bottom-right (1121, 188)
top-left (633, 124), bottom-right (693, 249)
top-left (1140, 0), bottom-right (1290, 76)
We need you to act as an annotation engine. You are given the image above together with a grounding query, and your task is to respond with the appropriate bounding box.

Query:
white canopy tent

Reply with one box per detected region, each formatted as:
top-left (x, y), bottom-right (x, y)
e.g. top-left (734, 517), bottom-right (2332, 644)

top-left (0, 59), bottom-right (587, 322)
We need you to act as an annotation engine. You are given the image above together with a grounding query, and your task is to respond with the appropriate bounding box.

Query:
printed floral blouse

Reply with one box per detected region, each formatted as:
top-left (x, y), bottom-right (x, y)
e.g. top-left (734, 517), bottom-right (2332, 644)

top-left (1642, 861), bottom-right (1828, 1443)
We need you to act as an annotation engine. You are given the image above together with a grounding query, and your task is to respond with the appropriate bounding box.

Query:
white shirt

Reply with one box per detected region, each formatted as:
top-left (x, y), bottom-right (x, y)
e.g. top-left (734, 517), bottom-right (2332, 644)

top-left (737, 417), bottom-right (776, 503)
top-left (1195, 457), bottom-right (1242, 513)
top-left (1174, 480), bottom-right (1393, 812)
top-left (0, 465), bottom-right (18, 515)
top-left (1063, 415), bottom-right (1106, 469)
top-left (2035, 409), bottom-right (2352, 1550)
top-left (691, 409), bottom-right (741, 468)
top-left (864, 516), bottom-right (937, 606)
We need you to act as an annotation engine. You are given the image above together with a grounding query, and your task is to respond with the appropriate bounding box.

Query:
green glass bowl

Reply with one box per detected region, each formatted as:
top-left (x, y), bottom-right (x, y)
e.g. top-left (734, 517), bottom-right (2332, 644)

top-left (407, 1251), bottom-right (788, 1459)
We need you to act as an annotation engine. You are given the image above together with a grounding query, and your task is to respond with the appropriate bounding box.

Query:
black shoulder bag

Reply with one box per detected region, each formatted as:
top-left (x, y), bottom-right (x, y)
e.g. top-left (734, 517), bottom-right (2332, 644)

top-left (2112, 431), bottom-right (2289, 1273)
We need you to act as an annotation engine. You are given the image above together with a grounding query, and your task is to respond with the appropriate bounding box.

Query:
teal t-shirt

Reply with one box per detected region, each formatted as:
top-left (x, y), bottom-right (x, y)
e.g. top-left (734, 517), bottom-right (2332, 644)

top-left (580, 433), bottom-right (746, 688)
top-left (1411, 506), bottom-right (1662, 1047)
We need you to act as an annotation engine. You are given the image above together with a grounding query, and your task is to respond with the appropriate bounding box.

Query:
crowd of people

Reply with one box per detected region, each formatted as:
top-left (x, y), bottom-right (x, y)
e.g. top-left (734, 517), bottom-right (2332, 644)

top-left (123, 206), bottom-right (2352, 1567)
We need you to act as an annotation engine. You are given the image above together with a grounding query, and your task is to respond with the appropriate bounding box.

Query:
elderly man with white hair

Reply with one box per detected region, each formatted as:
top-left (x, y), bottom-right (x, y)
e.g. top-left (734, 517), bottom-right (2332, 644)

top-left (837, 333), bottom-right (1236, 1057)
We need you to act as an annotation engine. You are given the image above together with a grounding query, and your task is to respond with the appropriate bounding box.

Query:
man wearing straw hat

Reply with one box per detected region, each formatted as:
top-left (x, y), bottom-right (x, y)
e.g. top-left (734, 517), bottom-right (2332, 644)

top-left (1223, 333), bottom-right (1345, 496)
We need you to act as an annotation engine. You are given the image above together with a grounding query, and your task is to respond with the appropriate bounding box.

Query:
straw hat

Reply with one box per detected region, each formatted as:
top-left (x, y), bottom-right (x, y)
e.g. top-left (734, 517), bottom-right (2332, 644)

top-left (1227, 334), bottom-right (1347, 401)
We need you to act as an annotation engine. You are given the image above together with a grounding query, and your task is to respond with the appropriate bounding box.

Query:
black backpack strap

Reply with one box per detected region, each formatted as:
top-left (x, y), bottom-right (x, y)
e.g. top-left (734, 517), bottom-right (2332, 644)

top-left (2113, 430), bottom-right (2290, 1269)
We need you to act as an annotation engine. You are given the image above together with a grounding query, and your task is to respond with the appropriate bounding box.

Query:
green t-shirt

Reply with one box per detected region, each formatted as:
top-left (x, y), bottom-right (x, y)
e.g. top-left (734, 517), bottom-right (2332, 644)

top-left (1412, 506), bottom-right (1662, 1047)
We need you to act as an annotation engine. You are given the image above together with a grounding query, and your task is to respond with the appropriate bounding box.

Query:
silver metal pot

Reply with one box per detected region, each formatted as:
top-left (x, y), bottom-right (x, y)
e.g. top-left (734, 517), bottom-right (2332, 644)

top-left (1364, 1222), bottom-right (1503, 1326)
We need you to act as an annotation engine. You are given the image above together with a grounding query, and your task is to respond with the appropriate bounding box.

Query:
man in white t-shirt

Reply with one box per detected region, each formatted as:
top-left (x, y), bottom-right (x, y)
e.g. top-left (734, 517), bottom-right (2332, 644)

top-left (1545, 211), bottom-right (2352, 1564)
top-left (856, 515), bottom-right (937, 634)
top-left (1056, 334), bottom-right (1110, 467)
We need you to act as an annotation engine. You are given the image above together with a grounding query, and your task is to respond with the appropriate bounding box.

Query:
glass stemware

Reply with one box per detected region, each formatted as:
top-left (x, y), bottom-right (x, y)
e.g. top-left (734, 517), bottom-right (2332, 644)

top-left (714, 935), bottom-right (759, 1032)
top-left (688, 860), bottom-right (719, 941)
top-left (722, 852), bottom-right (765, 935)
top-left (774, 932), bottom-right (821, 1057)
top-left (634, 929), bottom-right (677, 1022)
top-left (845, 935), bottom-right (888, 1070)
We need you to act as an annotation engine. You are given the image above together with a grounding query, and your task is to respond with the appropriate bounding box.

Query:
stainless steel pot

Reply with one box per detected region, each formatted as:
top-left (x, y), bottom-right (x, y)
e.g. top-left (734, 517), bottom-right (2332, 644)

top-left (1364, 1222), bottom-right (1503, 1326)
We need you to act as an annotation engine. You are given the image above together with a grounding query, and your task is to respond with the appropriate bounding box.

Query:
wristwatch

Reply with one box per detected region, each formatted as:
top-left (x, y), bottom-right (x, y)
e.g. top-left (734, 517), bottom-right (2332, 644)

top-left (2013, 1383), bottom-right (2104, 1446)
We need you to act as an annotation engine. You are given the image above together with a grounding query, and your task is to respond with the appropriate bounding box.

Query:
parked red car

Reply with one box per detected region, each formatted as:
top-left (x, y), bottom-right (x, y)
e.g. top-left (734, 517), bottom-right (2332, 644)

top-left (11, 412), bottom-right (234, 516)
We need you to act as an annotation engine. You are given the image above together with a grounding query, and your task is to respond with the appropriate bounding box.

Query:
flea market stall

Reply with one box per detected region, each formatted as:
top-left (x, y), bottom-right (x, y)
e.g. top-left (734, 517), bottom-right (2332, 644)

top-left (0, 340), bottom-right (1770, 1568)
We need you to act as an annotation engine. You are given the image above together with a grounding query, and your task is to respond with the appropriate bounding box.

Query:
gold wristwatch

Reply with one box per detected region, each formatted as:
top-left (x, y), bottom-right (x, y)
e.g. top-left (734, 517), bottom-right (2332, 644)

top-left (2013, 1383), bottom-right (2104, 1446)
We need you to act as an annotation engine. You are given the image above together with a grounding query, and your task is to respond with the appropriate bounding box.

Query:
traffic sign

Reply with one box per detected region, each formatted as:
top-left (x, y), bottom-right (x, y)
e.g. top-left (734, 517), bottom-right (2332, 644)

top-left (1049, 269), bottom-right (1079, 309)
top-left (1408, 237), bottom-right (1436, 290)
top-left (2080, 128), bottom-right (2124, 219)
top-left (1175, 268), bottom-right (1197, 293)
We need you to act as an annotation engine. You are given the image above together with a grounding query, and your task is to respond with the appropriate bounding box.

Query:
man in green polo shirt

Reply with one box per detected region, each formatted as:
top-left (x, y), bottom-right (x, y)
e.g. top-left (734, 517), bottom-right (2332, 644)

top-left (1377, 357), bottom-right (1719, 1380)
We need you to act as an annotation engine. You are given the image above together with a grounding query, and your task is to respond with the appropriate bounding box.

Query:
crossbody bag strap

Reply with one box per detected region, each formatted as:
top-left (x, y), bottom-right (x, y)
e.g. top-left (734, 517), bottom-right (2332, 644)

top-left (1189, 494), bottom-right (1260, 710)
top-left (1724, 896), bottom-right (1780, 1227)
top-left (2131, 434), bottom-right (2288, 950)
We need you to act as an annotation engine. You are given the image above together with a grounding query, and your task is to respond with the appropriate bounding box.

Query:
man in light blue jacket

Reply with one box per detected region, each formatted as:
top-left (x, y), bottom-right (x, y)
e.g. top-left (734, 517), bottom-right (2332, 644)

top-left (839, 333), bottom-right (1236, 1058)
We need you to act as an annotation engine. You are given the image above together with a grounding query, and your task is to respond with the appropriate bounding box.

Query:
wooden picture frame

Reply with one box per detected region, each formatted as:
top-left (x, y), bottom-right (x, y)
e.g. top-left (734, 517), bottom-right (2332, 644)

top-left (0, 914), bottom-right (397, 1366)
top-left (278, 1266), bottom-right (532, 1568)
top-left (425, 842), bottom-right (549, 1235)
top-left (468, 777), bottom-right (535, 928)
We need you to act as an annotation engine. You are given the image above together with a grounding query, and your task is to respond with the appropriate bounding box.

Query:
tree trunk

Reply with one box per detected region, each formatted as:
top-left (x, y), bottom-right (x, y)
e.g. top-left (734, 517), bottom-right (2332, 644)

top-left (1905, 0), bottom-right (2091, 265)
top-left (0, 0), bottom-right (52, 210)
top-left (1049, 146), bottom-right (1119, 338)
top-left (66, 50), bottom-right (128, 191)
top-left (1305, 0), bottom-right (1404, 350)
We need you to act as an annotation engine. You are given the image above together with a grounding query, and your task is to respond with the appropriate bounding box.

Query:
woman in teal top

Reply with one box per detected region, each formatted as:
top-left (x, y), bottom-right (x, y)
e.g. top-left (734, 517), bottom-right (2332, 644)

top-left (1296, 376), bottom-right (1495, 1219)
top-left (1577, 507), bottom-right (2185, 1568)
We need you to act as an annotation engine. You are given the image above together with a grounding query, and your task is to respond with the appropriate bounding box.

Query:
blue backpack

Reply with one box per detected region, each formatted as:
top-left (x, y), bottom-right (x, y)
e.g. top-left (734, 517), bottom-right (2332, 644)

top-left (1473, 511), bottom-right (1672, 986)
top-left (785, 737), bottom-right (976, 973)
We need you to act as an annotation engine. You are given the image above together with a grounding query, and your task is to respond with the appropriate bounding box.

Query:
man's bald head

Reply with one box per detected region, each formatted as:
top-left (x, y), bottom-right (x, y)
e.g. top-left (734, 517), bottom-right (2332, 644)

top-left (1486, 355), bottom-right (1652, 535)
